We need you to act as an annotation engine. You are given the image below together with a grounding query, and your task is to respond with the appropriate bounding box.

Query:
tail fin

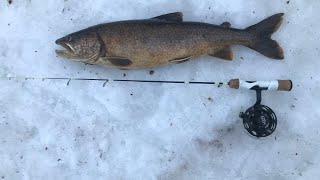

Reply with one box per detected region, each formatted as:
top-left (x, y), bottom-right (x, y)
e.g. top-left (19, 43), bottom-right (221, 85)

top-left (245, 13), bottom-right (284, 59)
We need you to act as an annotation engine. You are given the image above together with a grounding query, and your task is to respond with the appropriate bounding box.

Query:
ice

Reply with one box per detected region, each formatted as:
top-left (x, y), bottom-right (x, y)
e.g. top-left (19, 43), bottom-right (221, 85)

top-left (0, 0), bottom-right (319, 179)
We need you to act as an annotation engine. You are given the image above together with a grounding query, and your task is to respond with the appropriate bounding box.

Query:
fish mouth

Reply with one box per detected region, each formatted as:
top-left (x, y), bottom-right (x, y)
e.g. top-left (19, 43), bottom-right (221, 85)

top-left (55, 39), bottom-right (77, 58)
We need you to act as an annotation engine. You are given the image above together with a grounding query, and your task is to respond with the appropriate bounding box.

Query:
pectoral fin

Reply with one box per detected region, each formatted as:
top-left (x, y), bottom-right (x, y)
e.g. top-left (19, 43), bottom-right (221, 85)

top-left (151, 12), bottom-right (183, 22)
top-left (101, 56), bottom-right (133, 67)
top-left (210, 47), bottom-right (233, 60)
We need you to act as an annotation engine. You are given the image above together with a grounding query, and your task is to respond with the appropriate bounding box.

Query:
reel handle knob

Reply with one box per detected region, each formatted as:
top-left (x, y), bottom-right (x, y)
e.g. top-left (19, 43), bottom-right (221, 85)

top-left (228, 79), bottom-right (292, 91)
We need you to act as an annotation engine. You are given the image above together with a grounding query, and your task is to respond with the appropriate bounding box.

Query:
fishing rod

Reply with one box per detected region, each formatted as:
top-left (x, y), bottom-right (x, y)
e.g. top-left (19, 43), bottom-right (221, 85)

top-left (4, 76), bottom-right (292, 138)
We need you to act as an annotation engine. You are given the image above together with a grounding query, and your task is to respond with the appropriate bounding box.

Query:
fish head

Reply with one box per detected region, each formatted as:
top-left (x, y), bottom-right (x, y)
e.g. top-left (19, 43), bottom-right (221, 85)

top-left (55, 31), bottom-right (103, 63)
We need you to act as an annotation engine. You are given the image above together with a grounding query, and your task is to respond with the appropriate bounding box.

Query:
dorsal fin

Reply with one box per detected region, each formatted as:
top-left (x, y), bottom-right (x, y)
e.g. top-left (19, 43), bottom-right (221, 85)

top-left (221, 22), bottom-right (231, 28)
top-left (151, 12), bottom-right (183, 22)
top-left (210, 47), bottom-right (233, 60)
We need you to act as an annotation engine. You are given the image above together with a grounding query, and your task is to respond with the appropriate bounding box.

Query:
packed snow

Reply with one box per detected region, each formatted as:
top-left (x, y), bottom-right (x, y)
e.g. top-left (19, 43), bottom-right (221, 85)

top-left (0, 0), bottom-right (319, 179)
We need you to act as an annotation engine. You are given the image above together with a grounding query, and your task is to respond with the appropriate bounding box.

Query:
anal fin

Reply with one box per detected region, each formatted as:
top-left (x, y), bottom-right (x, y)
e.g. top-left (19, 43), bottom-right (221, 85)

top-left (210, 47), bottom-right (233, 60)
top-left (169, 56), bottom-right (191, 64)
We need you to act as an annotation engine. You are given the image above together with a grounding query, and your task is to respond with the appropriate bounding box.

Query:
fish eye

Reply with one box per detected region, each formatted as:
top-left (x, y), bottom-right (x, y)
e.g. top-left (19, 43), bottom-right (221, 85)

top-left (66, 36), bottom-right (72, 42)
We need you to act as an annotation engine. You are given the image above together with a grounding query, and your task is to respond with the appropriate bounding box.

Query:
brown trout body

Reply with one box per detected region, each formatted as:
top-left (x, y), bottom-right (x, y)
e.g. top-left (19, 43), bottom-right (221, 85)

top-left (56, 12), bottom-right (284, 69)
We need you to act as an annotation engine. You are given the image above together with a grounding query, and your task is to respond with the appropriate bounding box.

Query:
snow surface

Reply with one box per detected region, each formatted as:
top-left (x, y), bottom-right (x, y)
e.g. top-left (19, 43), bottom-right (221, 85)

top-left (0, 0), bottom-right (320, 179)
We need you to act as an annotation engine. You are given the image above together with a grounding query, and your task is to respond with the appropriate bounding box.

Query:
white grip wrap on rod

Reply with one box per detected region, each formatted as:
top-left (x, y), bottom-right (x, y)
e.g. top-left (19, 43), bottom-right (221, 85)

top-left (239, 80), bottom-right (279, 91)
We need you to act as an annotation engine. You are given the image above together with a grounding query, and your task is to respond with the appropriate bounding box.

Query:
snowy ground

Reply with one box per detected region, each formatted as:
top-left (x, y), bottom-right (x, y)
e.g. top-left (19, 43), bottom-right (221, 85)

top-left (0, 0), bottom-right (320, 179)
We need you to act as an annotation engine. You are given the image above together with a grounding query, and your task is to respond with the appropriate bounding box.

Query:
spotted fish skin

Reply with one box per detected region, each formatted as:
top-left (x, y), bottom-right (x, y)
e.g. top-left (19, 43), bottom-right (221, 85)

top-left (55, 12), bottom-right (284, 69)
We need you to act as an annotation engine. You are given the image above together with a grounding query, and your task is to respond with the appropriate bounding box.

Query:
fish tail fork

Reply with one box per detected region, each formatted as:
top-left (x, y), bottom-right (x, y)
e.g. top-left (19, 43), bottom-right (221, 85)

top-left (245, 13), bottom-right (284, 59)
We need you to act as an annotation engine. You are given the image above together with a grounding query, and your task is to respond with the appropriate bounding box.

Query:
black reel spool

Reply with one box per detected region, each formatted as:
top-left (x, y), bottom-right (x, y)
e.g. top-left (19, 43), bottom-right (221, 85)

top-left (240, 87), bottom-right (277, 138)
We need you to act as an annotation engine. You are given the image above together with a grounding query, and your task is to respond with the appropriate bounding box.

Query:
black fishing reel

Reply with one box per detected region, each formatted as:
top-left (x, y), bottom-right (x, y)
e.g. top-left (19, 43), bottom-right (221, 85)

top-left (240, 87), bottom-right (277, 138)
top-left (228, 79), bottom-right (292, 138)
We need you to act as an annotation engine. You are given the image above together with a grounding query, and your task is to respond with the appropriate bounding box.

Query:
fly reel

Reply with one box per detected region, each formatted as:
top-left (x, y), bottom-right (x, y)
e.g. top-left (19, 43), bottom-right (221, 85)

top-left (240, 88), bottom-right (277, 138)
top-left (229, 79), bottom-right (292, 138)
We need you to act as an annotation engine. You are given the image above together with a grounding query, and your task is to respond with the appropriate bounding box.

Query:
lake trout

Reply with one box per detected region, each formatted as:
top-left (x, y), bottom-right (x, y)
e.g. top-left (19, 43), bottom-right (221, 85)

top-left (55, 12), bottom-right (284, 69)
